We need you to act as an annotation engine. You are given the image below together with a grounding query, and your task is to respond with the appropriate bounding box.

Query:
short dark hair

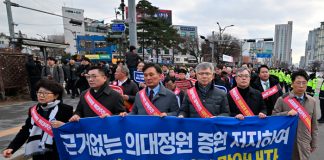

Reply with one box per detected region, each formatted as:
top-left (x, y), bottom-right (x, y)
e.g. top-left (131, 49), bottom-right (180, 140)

top-left (87, 66), bottom-right (107, 76)
top-left (130, 45), bottom-right (136, 52)
top-left (291, 69), bottom-right (309, 82)
top-left (36, 79), bottom-right (64, 100)
top-left (82, 57), bottom-right (91, 63)
top-left (216, 64), bottom-right (224, 70)
top-left (142, 63), bottom-right (162, 74)
top-left (258, 65), bottom-right (269, 74)
top-left (178, 68), bottom-right (187, 74)
top-left (47, 57), bottom-right (57, 63)
top-left (163, 76), bottom-right (176, 85)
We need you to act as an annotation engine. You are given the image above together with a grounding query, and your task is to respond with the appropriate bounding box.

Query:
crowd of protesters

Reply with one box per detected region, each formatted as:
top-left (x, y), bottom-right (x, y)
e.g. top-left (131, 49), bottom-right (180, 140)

top-left (4, 45), bottom-right (322, 160)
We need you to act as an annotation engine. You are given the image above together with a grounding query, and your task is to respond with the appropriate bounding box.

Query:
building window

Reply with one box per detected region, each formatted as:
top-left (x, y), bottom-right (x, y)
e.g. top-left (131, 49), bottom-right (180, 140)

top-left (184, 58), bottom-right (188, 62)
top-left (180, 31), bottom-right (186, 37)
top-left (164, 49), bottom-right (169, 55)
top-left (189, 32), bottom-right (195, 39)
top-left (80, 40), bottom-right (92, 49)
top-left (176, 58), bottom-right (180, 61)
top-left (94, 41), bottom-right (107, 48)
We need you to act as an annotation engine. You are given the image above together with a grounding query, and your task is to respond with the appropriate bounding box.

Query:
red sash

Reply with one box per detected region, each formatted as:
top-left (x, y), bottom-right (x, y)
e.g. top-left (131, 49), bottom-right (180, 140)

top-left (262, 85), bottom-right (279, 99)
top-left (110, 84), bottom-right (134, 112)
top-left (229, 87), bottom-right (254, 116)
top-left (283, 96), bottom-right (312, 132)
top-left (139, 89), bottom-right (161, 115)
top-left (84, 90), bottom-right (112, 116)
top-left (174, 88), bottom-right (181, 95)
top-left (31, 105), bottom-right (53, 137)
top-left (109, 85), bottom-right (124, 95)
top-left (187, 87), bottom-right (213, 118)
top-left (190, 78), bottom-right (197, 85)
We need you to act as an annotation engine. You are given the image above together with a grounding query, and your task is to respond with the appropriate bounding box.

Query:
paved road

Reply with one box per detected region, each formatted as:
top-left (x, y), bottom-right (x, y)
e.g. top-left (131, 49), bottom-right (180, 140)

top-left (0, 92), bottom-right (323, 160)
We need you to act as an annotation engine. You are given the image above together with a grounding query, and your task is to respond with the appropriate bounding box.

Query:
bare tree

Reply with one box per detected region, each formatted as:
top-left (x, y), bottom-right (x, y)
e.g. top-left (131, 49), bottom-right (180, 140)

top-left (178, 36), bottom-right (202, 63)
top-left (203, 33), bottom-right (240, 64)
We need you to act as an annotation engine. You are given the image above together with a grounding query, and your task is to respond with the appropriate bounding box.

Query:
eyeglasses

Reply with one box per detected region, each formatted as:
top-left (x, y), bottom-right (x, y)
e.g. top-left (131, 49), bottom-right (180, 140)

top-left (294, 81), bottom-right (307, 86)
top-left (237, 74), bottom-right (250, 78)
top-left (37, 91), bottom-right (54, 96)
top-left (197, 72), bottom-right (212, 76)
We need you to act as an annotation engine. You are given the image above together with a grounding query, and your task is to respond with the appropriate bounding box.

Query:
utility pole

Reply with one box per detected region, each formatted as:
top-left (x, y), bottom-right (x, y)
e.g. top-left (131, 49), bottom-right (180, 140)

top-left (211, 31), bottom-right (215, 64)
top-left (4, 0), bottom-right (15, 49)
top-left (128, 0), bottom-right (137, 47)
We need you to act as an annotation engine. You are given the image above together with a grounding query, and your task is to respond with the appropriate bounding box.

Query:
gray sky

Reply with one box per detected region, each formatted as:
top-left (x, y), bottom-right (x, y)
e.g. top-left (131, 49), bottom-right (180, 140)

top-left (1, 0), bottom-right (324, 64)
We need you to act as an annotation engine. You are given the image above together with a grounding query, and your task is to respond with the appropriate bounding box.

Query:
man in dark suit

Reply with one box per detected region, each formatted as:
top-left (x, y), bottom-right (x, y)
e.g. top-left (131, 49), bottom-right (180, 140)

top-left (251, 65), bottom-right (283, 115)
top-left (120, 63), bottom-right (179, 116)
top-left (113, 65), bottom-right (139, 112)
top-left (228, 67), bottom-right (267, 120)
top-left (69, 66), bottom-right (125, 122)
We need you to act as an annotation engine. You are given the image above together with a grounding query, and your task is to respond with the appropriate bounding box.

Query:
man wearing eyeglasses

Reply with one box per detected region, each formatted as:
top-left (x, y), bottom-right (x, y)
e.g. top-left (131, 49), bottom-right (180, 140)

top-left (178, 62), bottom-right (229, 118)
top-left (251, 65), bottom-right (283, 115)
top-left (273, 69), bottom-right (318, 160)
top-left (228, 67), bottom-right (267, 120)
top-left (69, 66), bottom-right (125, 122)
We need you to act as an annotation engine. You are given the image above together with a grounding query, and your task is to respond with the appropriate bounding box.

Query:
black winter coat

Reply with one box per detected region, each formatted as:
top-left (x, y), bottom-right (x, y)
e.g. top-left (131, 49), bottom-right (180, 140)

top-left (7, 103), bottom-right (73, 160)
top-left (228, 87), bottom-right (266, 117)
top-left (74, 83), bottom-right (126, 117)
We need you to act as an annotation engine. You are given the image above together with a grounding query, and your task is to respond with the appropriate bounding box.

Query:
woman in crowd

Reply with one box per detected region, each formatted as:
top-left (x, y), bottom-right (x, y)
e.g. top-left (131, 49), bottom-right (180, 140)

top-left (2, 79), bottom-right (73, 160)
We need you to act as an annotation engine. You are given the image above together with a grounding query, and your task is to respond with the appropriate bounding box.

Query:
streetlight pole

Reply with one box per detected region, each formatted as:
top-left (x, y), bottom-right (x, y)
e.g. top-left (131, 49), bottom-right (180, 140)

top-left (216, 22), bottom-right (234, 64)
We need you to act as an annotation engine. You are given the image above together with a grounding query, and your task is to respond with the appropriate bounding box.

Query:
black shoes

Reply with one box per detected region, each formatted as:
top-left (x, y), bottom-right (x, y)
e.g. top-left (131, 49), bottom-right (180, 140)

top-left (318, 117), bottom-right (324, 123)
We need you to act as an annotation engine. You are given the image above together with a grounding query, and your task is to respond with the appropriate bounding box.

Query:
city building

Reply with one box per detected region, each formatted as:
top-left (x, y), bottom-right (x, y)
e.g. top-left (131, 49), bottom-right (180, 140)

top-left (305, 30), bottom-right (316, 69)
top-left (173, 25), bottom-right (198, 64)
top-left (273, 21), bottom-right (293, 66)
top-left (299, 56), bottom-right (306, 69)
top-left (0, 33), bottom-right (10, 48)
top-left (62, 6), bottom-right (113, 61)
top-left (304, 22), bottom-right (324, 70)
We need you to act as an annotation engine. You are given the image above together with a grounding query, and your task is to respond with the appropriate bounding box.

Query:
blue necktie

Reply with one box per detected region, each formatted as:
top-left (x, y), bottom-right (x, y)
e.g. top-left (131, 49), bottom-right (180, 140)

top-left (149, 90), bottom-right (154, 101)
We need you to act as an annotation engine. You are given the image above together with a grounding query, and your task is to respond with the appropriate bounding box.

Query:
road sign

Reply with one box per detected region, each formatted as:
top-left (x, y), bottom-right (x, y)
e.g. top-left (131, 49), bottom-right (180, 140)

top-left (256, 53), bottom-right (272, 58)
top-left (111, 23), bottom-right (126, 32)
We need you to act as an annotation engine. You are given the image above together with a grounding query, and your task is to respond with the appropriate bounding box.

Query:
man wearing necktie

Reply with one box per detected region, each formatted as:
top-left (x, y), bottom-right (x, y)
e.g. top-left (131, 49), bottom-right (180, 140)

top-left (273, 69), bottom-right (318, 160)
top-left (251, 65), bottom-right (283, 115)
top-left (120, 63), bottom-right (179, 116)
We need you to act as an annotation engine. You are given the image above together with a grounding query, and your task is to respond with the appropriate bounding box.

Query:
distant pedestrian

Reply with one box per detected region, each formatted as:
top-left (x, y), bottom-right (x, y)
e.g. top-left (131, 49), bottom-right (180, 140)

top-left (25, 55), bottom-right (42, 101)
top-left (124, 45), bottom-right (143, 80)
top-left (41, 57), bottom-right (64, 85)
